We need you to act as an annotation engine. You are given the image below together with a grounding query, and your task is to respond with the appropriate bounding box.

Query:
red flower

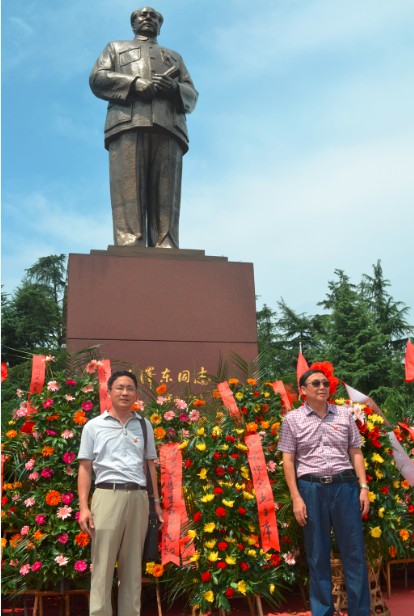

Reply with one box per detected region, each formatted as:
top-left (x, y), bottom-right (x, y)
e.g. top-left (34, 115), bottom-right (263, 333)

top-left (193, 511), bottom-right (202, 522)
top-left (230, 453), bottom-right (239, 460)
top-left (42, 399), bottom-right (54, 408)
top-left (225, 588), bottom-right (235, 598)
top-left (213, 452), bottom-right (221, 460)
top-left (213, 487), bottom-right (223, 495)
top-left (215, 466), bottom-right (225, 477)
top-left (228, 466), bottom-right (235, 474)
top-left (201, 571), bottom-right (211, 582)
top-left (215, 507), bottom-right (226, 518)
top-left (270, 553), bottom-right (281, 566)
top-left (65, 379), bottom-right (77, 386)
top-left (238, 507), bottom-right (246, 515)
top-left (217, 541), bottom-right (228, 551)
top-left (240, 562), bottom-right (249, 571)
top-left (237, 543), bottom-right (244, 551)
top-left (253, 392), bottom-right (260, 397)
top-left (241, 406), bottom-right (248, 414)
top-left (407, 505), bottom-right (414, 513)
top-left (217, 561), bottom-right (227, 570)
top-left (225, 435), bottom-right (235, 443)
top-left (380, 486), bottom-right (389, 494)
top-left (185, 460), bottom-right (192, 468)
top-left (2, 497), bottom-right (9, 506)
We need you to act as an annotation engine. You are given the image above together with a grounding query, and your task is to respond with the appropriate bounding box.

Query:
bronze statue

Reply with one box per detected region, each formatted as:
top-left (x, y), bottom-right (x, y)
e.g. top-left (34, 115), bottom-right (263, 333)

top-left (90, 7), bottom-right (198, 248)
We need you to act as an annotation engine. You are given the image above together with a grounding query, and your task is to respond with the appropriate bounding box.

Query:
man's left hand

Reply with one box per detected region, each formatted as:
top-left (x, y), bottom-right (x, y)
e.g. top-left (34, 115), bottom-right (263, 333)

top-left (360, 489), bottom-right (370, 517)
top-left (152, 74), bottom-right (178, 98)
top-left (155, 502), bottom-right (164, 526)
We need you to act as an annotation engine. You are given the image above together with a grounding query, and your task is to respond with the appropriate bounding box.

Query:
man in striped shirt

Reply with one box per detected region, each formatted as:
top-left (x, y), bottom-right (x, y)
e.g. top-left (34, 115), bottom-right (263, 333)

top-left (278, 368), bottom-right (370, 616)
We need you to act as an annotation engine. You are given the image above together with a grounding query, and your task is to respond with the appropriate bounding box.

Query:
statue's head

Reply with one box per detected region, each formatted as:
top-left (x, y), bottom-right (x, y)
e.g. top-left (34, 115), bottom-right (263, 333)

top-left (131, 7), bottom-right (164, 37)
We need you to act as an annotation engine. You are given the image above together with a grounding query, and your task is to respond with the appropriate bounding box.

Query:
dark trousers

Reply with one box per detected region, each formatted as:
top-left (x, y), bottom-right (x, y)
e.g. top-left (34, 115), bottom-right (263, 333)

top-left (298, 479), bottom-right (370, 616)
top-left (109, 130), bottom-right (184, 248)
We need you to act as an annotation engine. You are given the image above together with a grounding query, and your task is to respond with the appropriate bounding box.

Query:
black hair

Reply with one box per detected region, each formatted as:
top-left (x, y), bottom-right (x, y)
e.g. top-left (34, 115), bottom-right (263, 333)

top-left (107, 370), bottom-right (138, 390)
top-left (299, 369), bottom-right (326, 388)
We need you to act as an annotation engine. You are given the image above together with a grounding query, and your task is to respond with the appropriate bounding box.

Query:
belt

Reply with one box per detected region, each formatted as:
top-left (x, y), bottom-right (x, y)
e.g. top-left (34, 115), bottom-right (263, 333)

top-left (96, 482), bottom-right (147, 491)
top-left (299, 470), bottom-right (357, 484)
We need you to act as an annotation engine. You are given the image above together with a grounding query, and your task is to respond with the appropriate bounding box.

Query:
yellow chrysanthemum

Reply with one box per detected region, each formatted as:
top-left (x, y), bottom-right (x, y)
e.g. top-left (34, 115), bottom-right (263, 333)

top-left (189, 552), bottom-right (200, 562)
top-left (269, 584), bottom-right (275, 594)
top-left (225, 556), bottom-right (236, 565)
top-left (371, 453), bottom-right (384, 464)
top-left (235, 428), bottom-right (245, 435)
top-left (207, 551), bottom-right (219, 562)
top-left (235, 482), bottom-right (245, 490)
top-left (237, 580), bottom-right (247, 595)
top-left (212, 426), bottom-right (222, 436)
top-left (247, 536), bottom-right (257, 545)
top-left (196, 442), bottom-right (206, 451)
top-left (247, 549), bottom-right (257, 557)
top-left (371, 413), bottom-right (384, 424)
top-left (196, 427), bottom-right (205, 436)
top-left (370, 527), bottom-right (382, 538)
top-left (366, 421), bottom-right (374, 432)
top-left (262, 391), bottom-right (270, 398)
top-left (178, 440), bottom-right (189, 449)
top-left (222, 499), bottom-right (235, 507)
top-left (378, 507), bottom-right (385, 518)
top-left (204, 522), bottom-right (216, 533)
top-left (205, 539), bottom-right (216, 549)
top-left (235, 392), bottom-right (244, 400)
top-left (243, 491), bottom-right (255, 500)
top-left (204, 591), bottom-right (214, 603)
top-left (393, 480), bottom-right (400, 489)
top-left (241, 467), bottom-right (250, 479)
top-left (150, 413), bottom-right (162, 425)
top-left (225, 536), bottom-right (237, 544)
top-left (220, 444), bottom-right (229, 451)
top-left (375, 469), bottom-right (384, 479)
top-left (368, 491), bottom-right (376, 503)
top-left (145, 562), bottom-right (155, 574)
top-left (335, 398), bottom-right (345, 405)
top-left (236, 443), bottom-right (248, 451)
top-left (201, 494), bottom-right (214, 503)
top-left (198, 468), bottom-right (208, 480)
top-left (187, 530), bottom-right (197, 539)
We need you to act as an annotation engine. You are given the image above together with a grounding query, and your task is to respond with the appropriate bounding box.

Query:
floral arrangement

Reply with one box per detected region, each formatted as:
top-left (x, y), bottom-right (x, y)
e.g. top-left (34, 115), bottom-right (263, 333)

top-left (1, 358), bottom-right (102, 593)
top-left (335, 399), bottom-right (414, 561)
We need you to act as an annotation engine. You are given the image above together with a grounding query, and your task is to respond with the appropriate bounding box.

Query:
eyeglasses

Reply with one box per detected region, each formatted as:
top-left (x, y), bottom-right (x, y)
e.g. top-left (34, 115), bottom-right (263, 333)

top-left (111, 386), bottom-right (137, 393)
top-left (305, 379), bottom-right (330, 389)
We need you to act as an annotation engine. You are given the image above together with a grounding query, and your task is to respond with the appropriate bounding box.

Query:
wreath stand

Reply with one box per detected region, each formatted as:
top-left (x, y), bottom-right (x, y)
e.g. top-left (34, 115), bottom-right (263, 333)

top-left (192, 593), bottom-right (264, 616)
top-left (331, 557), bottom-right (390, 616)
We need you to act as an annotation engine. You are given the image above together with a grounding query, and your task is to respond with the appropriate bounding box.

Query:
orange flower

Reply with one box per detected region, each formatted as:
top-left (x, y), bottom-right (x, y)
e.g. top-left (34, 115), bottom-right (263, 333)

top-left (45, 490), bottom-right (61, 506)
top-left (6, 430), bottom-right (18, 439)
top-left (228, 378), bottom-right (239, 385)
top-left (153, 427), bottom-right (166, 440)
top-left (74, 410), bottom-right (87, 425)
top-left (13, 482), bottom-right (22, 489)
top-left (152, 564), bottom-right (164, 577)
top-left (193, 399), bottom-right (206, 407)
top-left (388, 545), bottom-right (397, 558)
top-left (399, 529), bottom-right (409, 541)
top-left (75, 531), bottom-right (91, 547)
top-left (46, 413), bottom-right (60, 421)
top-left (2, 483), bottom-right (13, 491)
top-left (156, 384), bottom-right (167, 394)
top-left (260, 421), bottom-right (270, 429)
top-left (33, 530), bottom-right (46, 541)
top-left (212, 389), bottom-right (221, 399)
top-left (42, 446), bottom-right (54, 456)
top-left (401, 480), bottom-right (409, 490)
top-left (246, 379), bottom-right (257, 386)
top-left (246, 422), bottom-right (258, 434)
top-left (10, 533), bottom-right (22, 547)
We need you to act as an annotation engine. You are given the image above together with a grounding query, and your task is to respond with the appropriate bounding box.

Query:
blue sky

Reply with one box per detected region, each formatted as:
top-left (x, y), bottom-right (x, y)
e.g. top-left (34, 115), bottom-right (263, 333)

top-left (3, 0), bottom-right (414, 321)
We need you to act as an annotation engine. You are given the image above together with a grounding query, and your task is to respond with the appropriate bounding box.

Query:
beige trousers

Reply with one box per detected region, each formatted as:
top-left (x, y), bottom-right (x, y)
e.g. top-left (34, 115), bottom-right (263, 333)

top-left (89, 488), bottom-right (149, 616)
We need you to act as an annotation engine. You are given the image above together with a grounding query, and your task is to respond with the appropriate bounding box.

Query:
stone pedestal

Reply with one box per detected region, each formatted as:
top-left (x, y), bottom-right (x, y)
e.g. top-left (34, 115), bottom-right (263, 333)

top-left (66, 247), bottom-right (258, 391)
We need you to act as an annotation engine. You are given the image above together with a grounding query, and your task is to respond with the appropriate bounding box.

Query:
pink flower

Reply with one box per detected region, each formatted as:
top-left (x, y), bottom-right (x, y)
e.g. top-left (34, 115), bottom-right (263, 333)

top-left (65, 394), bottom-right (75, 401)
top-left (267, 461), bottom-right (277, 472)
top-left (24, 498), bottom-right (35, 508)
top-left (181, 429), bottom-right (190, 438)
top-left (31, 561), bottom-right (42, 571)
top-left (20, 526), bottom-right (30, 536)
top-left (25, 459), bottom-right (35, 470)
top-left (16, 388), bottom-right (24, 398)
top-left (179, 413), bottom-right (189, 422)
top-left (163, 411), bottom-right (175, 421)
top-left (75, 511), bottom-right (80, 521)
top-left (47, 380), bottom-right (60, 392)
top-left (55, 555), bottom-right (69, 566)
top-left (134, 400), bottom-right (145, 411)
top-left (57, 506), bottom-right (73, 520)
top-left (175, 399), bottom-right (188, 410)
top-left (35, 514), bottom-right (47, 525)
top-left (64, 465), bottom-right (74, 476)
top-left (10, 559), bottom-right (20, 567)
top-left (61, 429), bottom-right (74, 439)
top-left (74, 560), bottom-right (88, 572)
top-left (29, 472), bottom-right (40, 481)
top-left (14, 406), bottom-right (28, 418)
top-left (283, 551), bottom-right (297, 566)
top-left (63, 452), bottom-right (76, 464)
top-left (42, 398), bottom-right (54, 408)
top-left (19, 564), bottom-right (31, 576)
top-left (61, 492), bottom-right (74, 505)
top-left (46, 429), bottom-right (57, 436)
top-left (44, 355), bottom-right (56, 363)
top-left (156, 396), bottom-right (167, 405)
top-left (41, 468), bottom-right (53, 479)
top-left (85, 360), bottom-right (102, 373)
top-left (82, 384), bottom-right (94, 393)
top-left (57, 533), bottom-right (69, 544)
top-left (12, 494), bottom-right (21, 502)
top-left (81, 401), bottom-right (93, 411)
top-left (189, 410), bottom-right (200, 422)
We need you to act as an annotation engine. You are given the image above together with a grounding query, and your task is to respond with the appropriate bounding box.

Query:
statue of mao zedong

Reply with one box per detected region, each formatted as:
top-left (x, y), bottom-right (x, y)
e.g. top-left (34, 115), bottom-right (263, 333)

top-left (90, 7), bottom-right (198, 248)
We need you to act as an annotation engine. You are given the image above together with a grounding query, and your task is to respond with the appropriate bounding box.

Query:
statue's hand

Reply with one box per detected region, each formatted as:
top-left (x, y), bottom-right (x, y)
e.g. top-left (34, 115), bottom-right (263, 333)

top-left (152, 74), bottom-right (178, 98)
top-left (134, 78), bottom-right (157, 100)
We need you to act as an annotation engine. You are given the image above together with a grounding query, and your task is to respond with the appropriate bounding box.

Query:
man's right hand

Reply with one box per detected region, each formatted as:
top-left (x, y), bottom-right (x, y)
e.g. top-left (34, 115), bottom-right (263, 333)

top-left (292, 495), bottom-right (308, 527)
top-left (78, 507), bottom-right (95, 536)
top-left (134, 78), bottom-right (157, 100)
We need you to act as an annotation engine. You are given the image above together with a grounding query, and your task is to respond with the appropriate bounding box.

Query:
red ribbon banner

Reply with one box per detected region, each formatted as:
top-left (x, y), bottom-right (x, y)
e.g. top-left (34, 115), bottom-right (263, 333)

top-left (217, 381), bottom-right (241, 421)
top-left (245, 434), bottom-right (280, 552)
top-left (29, 355), bottom-right (46, 394)
top-left (160, 443), bottom-right (193, 565)
top-left (271, 381), bottom-right (292, 411)
top-left (97, 359), bottom-right (112, 413)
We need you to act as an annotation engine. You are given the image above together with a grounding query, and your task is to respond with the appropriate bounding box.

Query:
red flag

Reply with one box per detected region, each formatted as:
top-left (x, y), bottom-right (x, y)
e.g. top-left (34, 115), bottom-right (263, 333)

top-left (1, 363), bottom-right (8, 382)
top-left (405, 340), bottom-right (414, 382)
top-left (296, 352), bottom-right (309, 389)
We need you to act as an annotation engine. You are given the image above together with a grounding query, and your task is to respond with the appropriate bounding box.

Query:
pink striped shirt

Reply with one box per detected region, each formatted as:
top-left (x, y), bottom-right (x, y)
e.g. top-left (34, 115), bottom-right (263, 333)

top-left (277, 403), bottom-right (363, 478)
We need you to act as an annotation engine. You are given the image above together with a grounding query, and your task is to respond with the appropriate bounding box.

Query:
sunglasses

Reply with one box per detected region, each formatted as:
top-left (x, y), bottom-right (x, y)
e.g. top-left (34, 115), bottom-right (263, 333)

top-left (305, 379), bottom-right (330, 388)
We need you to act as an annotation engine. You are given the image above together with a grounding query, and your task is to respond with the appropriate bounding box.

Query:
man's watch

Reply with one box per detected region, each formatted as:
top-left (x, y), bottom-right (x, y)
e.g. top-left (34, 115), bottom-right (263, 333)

top-left (359, 484), bottom-right (369, 490)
